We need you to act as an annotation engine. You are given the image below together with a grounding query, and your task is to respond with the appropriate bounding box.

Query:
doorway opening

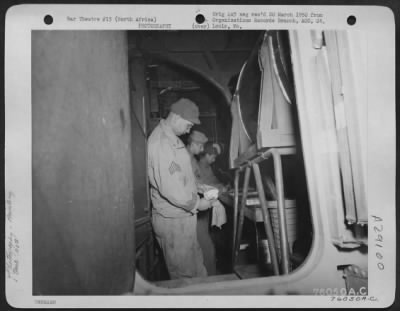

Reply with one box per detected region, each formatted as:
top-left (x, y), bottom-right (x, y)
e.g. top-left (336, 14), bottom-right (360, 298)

top-left (128, 30), bottom-right (312, 287)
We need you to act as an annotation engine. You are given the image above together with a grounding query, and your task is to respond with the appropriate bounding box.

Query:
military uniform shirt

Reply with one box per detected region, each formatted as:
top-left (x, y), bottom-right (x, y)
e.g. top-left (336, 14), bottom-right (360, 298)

top-left (148, 120), bottom-right (200, 218)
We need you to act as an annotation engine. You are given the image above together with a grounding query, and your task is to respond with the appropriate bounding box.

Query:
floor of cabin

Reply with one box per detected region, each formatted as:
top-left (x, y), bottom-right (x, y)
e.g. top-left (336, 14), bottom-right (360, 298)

top-left (151, 196), bottom-right (312, 288)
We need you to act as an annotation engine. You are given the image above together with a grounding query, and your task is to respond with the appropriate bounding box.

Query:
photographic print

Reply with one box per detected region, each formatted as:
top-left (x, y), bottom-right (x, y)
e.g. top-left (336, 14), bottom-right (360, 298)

top-left (5, 4), bottom-right (396, 308)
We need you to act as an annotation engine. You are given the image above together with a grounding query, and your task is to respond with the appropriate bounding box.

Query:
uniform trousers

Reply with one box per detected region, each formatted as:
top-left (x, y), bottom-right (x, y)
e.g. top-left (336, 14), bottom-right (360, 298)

top-left (152, 213), bottom-right (207, 280)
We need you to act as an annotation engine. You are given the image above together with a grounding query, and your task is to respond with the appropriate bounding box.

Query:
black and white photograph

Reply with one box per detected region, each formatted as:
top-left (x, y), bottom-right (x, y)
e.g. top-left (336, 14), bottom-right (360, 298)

top-left (4, 4), bottom-right (396, 308)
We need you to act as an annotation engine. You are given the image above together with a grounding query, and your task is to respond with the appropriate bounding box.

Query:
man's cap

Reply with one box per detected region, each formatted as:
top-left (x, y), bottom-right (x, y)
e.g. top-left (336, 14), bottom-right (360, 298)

top-left (189, 130), bottom-right (208, 144)
top-left (170, 98), bottom-right (201, 124)
top-left (212, 143), bottom-right (222, 155)
top-left (204, 142), bottom-right (220, 155)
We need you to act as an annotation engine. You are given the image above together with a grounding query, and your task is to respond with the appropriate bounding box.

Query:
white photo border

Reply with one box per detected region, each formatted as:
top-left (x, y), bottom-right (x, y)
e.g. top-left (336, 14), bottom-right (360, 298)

top-left (4, 4), bottom-right (396, 308)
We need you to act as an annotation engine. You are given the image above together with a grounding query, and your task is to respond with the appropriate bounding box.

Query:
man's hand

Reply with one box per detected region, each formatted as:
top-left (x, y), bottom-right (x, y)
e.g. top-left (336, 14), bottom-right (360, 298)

top-left (197, 198), bottom-right (213, 211)
top-left (207, 197), bottom-right (219, 205)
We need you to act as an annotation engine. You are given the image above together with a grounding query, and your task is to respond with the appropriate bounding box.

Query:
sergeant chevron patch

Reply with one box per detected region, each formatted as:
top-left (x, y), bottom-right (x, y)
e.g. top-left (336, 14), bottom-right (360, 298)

top-left (169, 161), bottom-right (181, 175)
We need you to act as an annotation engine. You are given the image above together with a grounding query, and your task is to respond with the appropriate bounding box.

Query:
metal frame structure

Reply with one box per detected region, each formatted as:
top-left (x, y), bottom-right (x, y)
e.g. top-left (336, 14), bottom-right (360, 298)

top-left (232, 147), bottom-right (296, 275)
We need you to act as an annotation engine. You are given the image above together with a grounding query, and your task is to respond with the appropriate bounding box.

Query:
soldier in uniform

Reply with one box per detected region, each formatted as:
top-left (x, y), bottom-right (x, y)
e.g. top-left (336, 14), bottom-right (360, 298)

top-left (147, 98), bottom-right (214, 280)
top-left (186, 130), bottom-right (217, 275)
